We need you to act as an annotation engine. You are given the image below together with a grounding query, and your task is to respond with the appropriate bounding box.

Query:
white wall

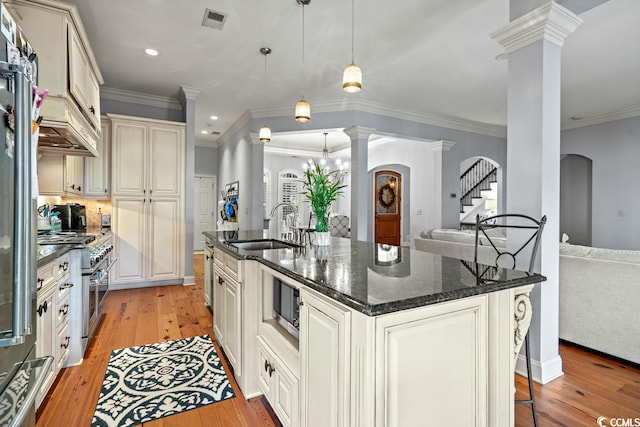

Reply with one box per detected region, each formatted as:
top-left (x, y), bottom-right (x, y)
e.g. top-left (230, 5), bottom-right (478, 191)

top-left (368, 140), bottom-right (435, 245)
top-left (561, 116), bottom-right (640, 250)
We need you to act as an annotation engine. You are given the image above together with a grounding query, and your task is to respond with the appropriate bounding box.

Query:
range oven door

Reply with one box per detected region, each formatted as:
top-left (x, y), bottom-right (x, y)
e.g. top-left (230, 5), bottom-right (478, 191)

top-left (84, 258), bottom-right (116, 343)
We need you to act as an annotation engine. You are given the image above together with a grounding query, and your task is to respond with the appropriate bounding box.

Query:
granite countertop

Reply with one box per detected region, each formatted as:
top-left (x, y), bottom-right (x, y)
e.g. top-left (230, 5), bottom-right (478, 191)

top-left (37, 245), bottom-right (72, 268)
top-left (203, 230), bottom-right (546, 316)
top-left (36, 227), bottom-right (109, 267)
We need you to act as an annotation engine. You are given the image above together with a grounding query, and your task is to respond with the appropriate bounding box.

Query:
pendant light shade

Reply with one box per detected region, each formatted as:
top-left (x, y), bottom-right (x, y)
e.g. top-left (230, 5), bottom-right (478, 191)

top-left (260, 47), bottom-right (272, 142)
top-left (342, 63), bottom-right (362, 93)
top-left (259, 126), bottom-right (272, 142)
top-left (343, 0), bottom-right (361, 93)
top-left (295, 0), bottom-right (311, 122)
top-left (295, 99), bottom-right (311, 122)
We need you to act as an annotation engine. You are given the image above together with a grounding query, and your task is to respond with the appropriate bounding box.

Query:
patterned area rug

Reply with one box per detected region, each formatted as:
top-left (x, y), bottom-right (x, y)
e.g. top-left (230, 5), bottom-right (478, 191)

top-left (92, 335), bottom-right (235, 427)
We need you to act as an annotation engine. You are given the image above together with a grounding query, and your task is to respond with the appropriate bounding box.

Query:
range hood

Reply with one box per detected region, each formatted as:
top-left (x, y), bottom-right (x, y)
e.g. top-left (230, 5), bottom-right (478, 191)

top-left (36, 98), bottom-right (100, 157)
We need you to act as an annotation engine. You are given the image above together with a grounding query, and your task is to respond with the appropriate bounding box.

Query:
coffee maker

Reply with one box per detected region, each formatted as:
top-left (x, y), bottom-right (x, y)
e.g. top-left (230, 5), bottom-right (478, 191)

top-left (52, 203), bottom-right (87, 230)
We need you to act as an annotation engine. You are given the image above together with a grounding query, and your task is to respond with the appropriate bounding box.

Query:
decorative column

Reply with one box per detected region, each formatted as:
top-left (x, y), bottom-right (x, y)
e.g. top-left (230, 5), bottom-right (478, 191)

top-left (244, 133), bottom-right (265, 230)
top-left (428, 140), bottom-right (456, 229)
top-left (343, 126), bottom-right (375, 242)
top-left (491, 2), bottom-right (581, 383)
top-left (179, 86), bottom-right (199, 286)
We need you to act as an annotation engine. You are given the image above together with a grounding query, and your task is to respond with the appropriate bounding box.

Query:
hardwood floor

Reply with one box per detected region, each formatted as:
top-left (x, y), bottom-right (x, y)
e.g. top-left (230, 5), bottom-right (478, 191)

top-left (37, 254), bottom-right (640, 426)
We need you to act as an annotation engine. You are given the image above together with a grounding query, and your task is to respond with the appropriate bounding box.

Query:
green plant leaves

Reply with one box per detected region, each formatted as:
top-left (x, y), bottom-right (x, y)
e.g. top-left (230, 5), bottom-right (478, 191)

top-left (300, 160), bottom-right (346, 232)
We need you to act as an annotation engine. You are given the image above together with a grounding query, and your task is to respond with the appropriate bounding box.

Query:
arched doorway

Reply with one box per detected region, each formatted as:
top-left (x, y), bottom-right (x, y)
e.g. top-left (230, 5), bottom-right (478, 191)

top-left (374, 170), bottom-right (401, 245)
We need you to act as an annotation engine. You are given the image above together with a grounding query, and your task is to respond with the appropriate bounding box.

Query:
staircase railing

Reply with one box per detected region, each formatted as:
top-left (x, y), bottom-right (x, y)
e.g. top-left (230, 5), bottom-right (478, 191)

top-left (460, 159), bottom-right (497, 213)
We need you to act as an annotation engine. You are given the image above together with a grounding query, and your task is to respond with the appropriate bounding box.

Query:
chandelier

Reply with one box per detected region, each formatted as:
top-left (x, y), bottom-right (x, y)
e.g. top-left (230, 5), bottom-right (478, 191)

top-left (303, 132), bottom-right (349, 181)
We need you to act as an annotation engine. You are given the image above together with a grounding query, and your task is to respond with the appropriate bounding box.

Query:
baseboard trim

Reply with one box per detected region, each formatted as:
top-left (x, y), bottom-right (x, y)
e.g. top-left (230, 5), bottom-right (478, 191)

top-left (515, 353), bottom-right (564, 385)
top-left (183, 276), bottom-right (195, 286)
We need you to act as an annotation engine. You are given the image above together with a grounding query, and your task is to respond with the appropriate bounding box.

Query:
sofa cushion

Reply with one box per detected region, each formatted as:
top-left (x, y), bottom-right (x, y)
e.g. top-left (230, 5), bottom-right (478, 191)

top-left (430, 229), bottom-right (476, 245)
top-left (560, 243), bottom-right (640, 264)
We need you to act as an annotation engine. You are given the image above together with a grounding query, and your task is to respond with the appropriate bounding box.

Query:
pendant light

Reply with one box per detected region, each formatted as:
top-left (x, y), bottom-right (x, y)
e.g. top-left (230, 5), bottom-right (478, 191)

top-left (259, 47), bottom-right (272, 143)
top-left (320, 132), bottom-right (329, 167)
top-left (342, 0), bottom-right (362, 93)
top-left (295, 0), bottom-right (311, 122)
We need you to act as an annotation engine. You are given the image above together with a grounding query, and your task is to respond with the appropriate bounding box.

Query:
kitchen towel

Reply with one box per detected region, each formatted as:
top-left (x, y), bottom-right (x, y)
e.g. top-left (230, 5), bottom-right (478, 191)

top-left (91, 335), bottom-right (235, 427)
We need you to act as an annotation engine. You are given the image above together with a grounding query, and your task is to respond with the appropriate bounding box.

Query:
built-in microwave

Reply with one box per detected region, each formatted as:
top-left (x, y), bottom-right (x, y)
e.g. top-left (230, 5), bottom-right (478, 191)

top-left (272, 278), bottom-right (300, 340)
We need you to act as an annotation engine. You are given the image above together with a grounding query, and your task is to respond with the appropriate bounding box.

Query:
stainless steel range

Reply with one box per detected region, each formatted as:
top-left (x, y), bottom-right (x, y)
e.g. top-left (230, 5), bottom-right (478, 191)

top-left (81, 230), bottom-right (115, 348)
top-left (37, 229), bottom-right (116, 354)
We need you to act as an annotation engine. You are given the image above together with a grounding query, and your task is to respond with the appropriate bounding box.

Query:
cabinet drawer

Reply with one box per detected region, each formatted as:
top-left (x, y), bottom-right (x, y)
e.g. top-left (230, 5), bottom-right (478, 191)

top-left (223, 252), bottom-right (238, 276)
top-left (55, 254), bottom-right (70, 280)
top-left (57, 321), bottom-right (71, 371)
top-left (57, 294), bottom-right (70, 326)
top-left (37, 263), bottom-right (56, 294)
top-left (57, 276), bottom-right (73, 301)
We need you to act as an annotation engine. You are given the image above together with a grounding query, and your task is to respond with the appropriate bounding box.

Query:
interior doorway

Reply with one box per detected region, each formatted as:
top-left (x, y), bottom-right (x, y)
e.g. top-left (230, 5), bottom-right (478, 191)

top-left (560, 154), bottom-right (592, 246)
top-left (194, 175), bottom-right (216, 252)
top-left (374, 170), bottom-right (401, 245)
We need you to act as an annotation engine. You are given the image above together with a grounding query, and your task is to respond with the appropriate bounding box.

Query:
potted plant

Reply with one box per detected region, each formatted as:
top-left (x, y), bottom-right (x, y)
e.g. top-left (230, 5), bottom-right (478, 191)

top-left (300, 160), bottom-right (346, 246)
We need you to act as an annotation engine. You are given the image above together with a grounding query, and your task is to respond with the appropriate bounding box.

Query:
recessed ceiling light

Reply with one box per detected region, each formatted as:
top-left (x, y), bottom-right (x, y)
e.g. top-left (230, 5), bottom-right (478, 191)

top-left (145, 48), bottom-right (159, 56)
top-left (201, 130), bottom-right (208, 134)
top-left (210, 115), bottom-right (218, 120)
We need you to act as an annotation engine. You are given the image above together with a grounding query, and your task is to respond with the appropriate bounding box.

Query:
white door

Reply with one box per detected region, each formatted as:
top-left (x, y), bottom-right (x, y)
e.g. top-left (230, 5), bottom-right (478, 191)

top-left (194, 176), bottom-right (216, 251)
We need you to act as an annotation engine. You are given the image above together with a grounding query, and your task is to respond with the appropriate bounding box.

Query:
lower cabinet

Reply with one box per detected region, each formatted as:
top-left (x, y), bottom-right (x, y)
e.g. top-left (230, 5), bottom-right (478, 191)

top-left (35, 254), bottom-right (75, 408)
top-left (299, 288), bottom-right (351, 427)
top-left (257, 336), bottom-right (299, 427)
top-left (203, 244), bottom-right (213, 306)
top-left (212, 261), bottom-right (242, 375)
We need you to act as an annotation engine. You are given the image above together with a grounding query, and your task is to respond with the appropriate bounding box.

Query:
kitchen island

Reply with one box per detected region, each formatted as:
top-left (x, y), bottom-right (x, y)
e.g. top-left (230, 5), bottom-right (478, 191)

top-left (203, 230), bottom-right (545, 427)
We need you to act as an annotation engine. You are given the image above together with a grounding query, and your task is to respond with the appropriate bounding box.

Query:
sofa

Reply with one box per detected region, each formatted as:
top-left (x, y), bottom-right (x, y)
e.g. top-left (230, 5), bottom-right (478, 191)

top-left (415, 229), bottom-right (640, 364)
top-left (414, 228), bottom-right (503, 265)
top-left (559, 243), bottom-right (640, 364)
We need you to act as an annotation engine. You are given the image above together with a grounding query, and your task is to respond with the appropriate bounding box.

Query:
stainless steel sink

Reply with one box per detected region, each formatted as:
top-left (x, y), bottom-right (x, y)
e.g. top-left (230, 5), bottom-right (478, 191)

top-left (229, 239), bottom-right (299, 250)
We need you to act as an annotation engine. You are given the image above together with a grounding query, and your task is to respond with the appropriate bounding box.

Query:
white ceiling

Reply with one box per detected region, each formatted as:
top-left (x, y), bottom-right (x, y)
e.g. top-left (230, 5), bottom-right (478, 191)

top-left (68, 0), bottom-right (640, 152)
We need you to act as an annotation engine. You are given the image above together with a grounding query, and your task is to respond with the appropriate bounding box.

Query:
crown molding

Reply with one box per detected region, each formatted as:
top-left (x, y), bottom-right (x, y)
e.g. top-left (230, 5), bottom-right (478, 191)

top-left (561, 105), bottom-right (640, 130)
top-left (490, 2), bottom-right (582, 53)
top-left (216, 110), bottom-right (253, 147)
top-left (101, 87), bottom-right (182, 110)
top-left (179, 86), bottom-right (200, 105)
top-left (428, 140), bottom-right (457, 152)
top-left (250, 98), bottom-right (507, 138)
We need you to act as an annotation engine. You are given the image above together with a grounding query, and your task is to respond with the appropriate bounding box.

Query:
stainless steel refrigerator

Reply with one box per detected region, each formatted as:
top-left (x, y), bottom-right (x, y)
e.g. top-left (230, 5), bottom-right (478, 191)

top-left (0, 59), bottom-right (52, 426)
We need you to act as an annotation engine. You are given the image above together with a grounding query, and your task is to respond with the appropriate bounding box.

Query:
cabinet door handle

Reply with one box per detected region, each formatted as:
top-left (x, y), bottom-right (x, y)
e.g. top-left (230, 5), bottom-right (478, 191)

top-left (104, 188), bottom-right (108, 194)
top-left (90, 105), bottom-right (95, 114)
top-left (268, 365), bottom-right (275, 377)
top-left (264, 360), bottom-right (269, 372)
top-left (61, 336), bottom-right (71, 349)
top-left (37, 303), bottom-right (45, 317)
top-left (218, 276), bottom-right (224, 285)
top-left (59, 282), bottom-right (73, 290)
top-left (205, 255), bottom-right (210, 260)
top-left (37, 278), bottom-right (44, 291)
top-left (78, 186), bottom-right (82, 191)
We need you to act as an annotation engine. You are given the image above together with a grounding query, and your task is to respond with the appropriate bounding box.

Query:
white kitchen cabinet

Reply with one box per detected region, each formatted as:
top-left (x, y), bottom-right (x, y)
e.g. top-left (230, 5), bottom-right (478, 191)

top-left (204, 244), bottom-right (213, 306)
top-left (36, 154), bottom-right (83, 196)
top-left (35, 253), bottom-right (73, 408)
top-left (37, 154), bottom-right (65, 195)
top-left (212, 248), bottom-right (242, 375)
top-left (84, 118), bottom-right (111, 198)
top-left (35, 281), bottom-right (55, 408)
top-left (112, 197), bottom-right (182, 283)
top-left (65, 155), bottom-right (84, 195)
top-left (68, 27), bottom-right (100, 130)
top-left (299, 288), bottom-right (351, 427)
top-left (110, 115), bottom-right (185, 286)
top-left (111, 117), bottom-right (184, 197)
top-left (12, 0), bottom-right (102, 154)
top-left (257, 336), bottom-right (299, 427)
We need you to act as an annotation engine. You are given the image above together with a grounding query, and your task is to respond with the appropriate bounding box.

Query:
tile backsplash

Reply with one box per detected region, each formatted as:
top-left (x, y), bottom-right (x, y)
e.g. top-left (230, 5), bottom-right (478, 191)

top-left (37, 195), bottom-right (112, 228)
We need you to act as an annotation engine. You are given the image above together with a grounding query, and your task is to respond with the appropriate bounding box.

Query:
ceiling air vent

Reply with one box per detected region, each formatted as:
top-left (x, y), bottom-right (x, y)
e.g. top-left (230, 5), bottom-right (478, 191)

top-left (202, 9), bottom-right (227, 30)
top-left (210, 131), bottom-right (221, 136)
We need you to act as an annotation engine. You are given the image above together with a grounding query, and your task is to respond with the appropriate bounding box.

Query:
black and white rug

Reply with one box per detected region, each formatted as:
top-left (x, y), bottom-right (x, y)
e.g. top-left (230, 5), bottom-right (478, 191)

top-left (92, 335), bottom-right (235, 427)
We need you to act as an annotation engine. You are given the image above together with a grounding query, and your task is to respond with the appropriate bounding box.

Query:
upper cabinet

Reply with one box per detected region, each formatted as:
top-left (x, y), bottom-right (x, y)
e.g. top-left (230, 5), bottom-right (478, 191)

top-left (83, 117), bottom-right (111, 198)
top-left (111, 116), bottom-right (185, 198)
top-left (11, 0), bottom-right (103, 156)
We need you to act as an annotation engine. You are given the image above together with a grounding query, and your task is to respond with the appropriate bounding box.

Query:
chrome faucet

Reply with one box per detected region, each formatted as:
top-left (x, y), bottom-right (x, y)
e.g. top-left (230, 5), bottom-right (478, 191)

top-left (269, 203), bottom-right (298, 242)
